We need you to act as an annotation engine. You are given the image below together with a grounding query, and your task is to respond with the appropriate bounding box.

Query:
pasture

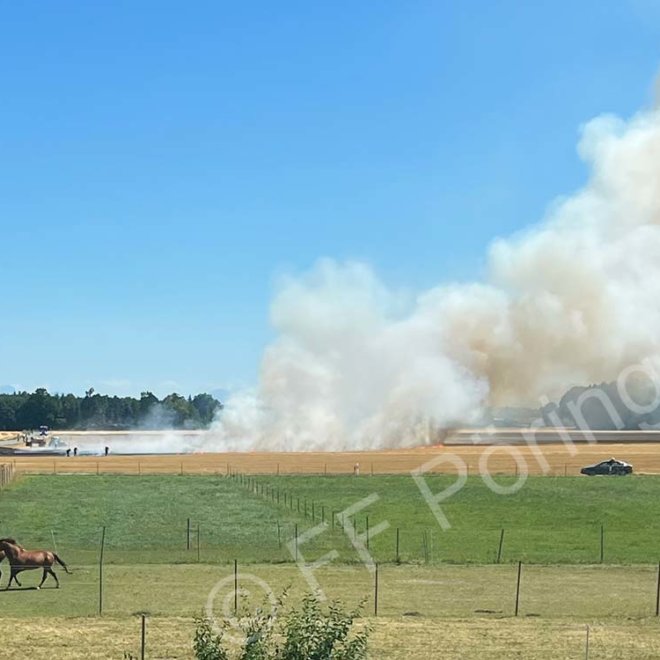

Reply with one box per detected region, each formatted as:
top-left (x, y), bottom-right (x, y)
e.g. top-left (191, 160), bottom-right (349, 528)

top-left (2, 564), bottom-right (660, 657)
top-left (2, 474), bottom-right (660, 564)
top-left (3, 471), bottom-right (660, 657)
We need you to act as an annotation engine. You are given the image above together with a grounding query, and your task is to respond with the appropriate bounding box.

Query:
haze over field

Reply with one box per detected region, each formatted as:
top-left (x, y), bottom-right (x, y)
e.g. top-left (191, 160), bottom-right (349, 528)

top-left (210, 99), bottom-right (660, 451)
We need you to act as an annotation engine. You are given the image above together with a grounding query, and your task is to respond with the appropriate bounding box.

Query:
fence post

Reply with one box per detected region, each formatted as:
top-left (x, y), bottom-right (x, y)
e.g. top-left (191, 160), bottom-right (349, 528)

top-left (140, 614), bottom-right (146, 660)
top-left (600, 525), bottom-right (604, 563)
top-left (234, 559), bottom-right (238, 615)
top-left (277, 521), bottom-right (281, 549)
top-left (294, 524), bottom-right (298, 562)
top-left (374, 563), bottom-right (379, 616)
top-left (514, 561), bottom-right (522, 616)
top-left (187, 518), bottom-right (191, 551)
top-left (197, 524), bottom-right (201, 562)
top-left (585, 624), bottom-right (590, 659)
top-left (396, 528), bottom-right (400, 563)
top-left (655, 562), bottom-right (660, 616)
top-left (98, 526), bottom-right (106, 616)
top-left (497, 529), bottom-right (505, 563)
top-left (366, 516), bottom-right (370, 550)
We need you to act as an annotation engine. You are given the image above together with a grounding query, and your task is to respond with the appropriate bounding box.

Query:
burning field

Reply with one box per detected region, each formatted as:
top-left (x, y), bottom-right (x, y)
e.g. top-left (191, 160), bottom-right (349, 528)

top-left (6, 428), bottom-right (660, 475)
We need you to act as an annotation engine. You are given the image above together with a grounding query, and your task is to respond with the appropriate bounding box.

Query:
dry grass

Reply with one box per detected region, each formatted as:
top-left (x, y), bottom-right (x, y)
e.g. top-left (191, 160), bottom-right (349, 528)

top-left (4, 564), bottom-right (659, 621)
top-left (3, 616), bottom-right (660, 659)
top-left (8, 439), bottom-right (660, 476)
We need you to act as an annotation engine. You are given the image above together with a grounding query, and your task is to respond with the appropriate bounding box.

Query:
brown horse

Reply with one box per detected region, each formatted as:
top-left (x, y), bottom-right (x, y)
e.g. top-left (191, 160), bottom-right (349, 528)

top-left (0, 538), bottom-right (71, 589)
top-left (0, 538), bottom-right (23, 582)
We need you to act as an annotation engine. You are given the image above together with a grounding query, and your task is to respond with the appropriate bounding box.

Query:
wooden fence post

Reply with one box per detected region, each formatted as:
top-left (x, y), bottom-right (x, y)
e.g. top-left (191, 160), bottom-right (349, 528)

top-left (234, 559), bottom-right (238, 615)
top-left (655, 562), bottom-right (660, 616)
top-left (396, 528), bottom-right (400, 563)
top-left (140, 614), bottom-right (146, 660)
top-left (497, 529), bottom-right (505, 563)
top-left (514, 561), bottom-right (522, 616)
top-left (98, 526), bottom-right (106, 616)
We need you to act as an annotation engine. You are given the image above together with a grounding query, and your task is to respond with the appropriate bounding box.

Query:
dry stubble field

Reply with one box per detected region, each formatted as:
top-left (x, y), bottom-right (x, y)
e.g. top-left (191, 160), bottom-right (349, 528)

top-left (8, 439), bottom-right (660, 476)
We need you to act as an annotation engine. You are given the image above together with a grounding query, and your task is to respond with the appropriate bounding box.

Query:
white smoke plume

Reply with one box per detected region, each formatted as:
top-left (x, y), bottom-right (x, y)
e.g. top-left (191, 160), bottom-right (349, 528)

top-left (209, 103), bottom-right (660, 451)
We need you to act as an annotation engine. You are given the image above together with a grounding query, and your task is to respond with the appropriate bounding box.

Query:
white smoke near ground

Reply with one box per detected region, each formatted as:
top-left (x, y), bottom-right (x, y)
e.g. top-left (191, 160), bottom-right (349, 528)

top-left (204, 102), bottom-right (660, 451)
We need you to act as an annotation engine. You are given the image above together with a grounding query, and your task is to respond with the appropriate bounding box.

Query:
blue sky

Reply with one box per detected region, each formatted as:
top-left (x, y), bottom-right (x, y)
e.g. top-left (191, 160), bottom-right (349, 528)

top-left (1, 1), bottom-right (658, 398)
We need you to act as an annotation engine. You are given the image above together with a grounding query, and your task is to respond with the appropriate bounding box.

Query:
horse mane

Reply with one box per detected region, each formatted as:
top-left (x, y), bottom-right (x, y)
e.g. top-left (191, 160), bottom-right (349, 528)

top-left (0, 538), bottom-right (19, 545)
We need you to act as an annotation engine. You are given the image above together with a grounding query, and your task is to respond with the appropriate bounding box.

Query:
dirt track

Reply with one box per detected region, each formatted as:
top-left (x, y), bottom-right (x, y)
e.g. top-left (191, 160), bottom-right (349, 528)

top-left (6, 441), bottom-right (660, 476)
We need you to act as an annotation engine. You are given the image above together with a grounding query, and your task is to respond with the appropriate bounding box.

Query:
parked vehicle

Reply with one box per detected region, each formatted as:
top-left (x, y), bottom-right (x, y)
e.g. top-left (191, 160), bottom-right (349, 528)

top-left (580, 458), bottom-right (633, 476)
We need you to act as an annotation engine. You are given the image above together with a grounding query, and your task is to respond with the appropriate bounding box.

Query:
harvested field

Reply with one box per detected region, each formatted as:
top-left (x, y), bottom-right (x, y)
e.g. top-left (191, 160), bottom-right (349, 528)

top-left (5, 615), bottom-right (660, 660)
top-left (3, 563), bottom-right (660, 619)
top-left (7, 440), bottom-right (660, 475)
top-left (3, 564), bottom-right (660, 658)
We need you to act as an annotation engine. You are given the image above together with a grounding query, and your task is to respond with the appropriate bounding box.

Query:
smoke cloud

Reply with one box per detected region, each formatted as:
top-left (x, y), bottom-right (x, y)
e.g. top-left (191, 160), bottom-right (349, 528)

top-left (210, 103), bottom-right (660, 451)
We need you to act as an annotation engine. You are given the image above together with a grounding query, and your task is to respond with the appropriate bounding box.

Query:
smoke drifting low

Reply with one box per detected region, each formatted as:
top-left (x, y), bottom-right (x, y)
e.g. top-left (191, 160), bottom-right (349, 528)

top-left (209, 102), bottom-right (660, 451)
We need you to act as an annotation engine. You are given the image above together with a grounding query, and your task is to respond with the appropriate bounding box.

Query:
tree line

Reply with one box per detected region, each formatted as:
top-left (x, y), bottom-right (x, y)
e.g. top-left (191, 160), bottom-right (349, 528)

top-left (0, 388), bottom-right (222, 431)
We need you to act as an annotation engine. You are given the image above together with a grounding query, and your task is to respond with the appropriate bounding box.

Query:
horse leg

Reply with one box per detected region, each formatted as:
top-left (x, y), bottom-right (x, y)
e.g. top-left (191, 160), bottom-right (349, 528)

top-left (38, 568), bottom-right (48, 589)
top-left (7, 569), bottom-right (19, 589)
top-left (48, 567), bottom-right (59, 588)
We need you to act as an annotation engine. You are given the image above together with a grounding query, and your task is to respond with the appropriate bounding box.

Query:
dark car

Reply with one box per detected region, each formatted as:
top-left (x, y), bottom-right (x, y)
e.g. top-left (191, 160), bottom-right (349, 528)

top-left (580, 458), bottom-right (633, 476)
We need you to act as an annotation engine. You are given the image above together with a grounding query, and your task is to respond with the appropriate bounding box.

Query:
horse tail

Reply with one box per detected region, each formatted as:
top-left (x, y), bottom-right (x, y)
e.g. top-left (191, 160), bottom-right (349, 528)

top-left (54, 554), bottom-right (71, 574)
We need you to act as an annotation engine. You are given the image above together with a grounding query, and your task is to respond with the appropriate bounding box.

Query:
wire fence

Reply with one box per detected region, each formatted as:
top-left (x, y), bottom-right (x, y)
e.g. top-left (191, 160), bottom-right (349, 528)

top-left (0, 463), bottom-right (15, 489)
top-left (1, 468), bottom-right (660, 657)
top-left (2, 470), bottom-right (660, 565)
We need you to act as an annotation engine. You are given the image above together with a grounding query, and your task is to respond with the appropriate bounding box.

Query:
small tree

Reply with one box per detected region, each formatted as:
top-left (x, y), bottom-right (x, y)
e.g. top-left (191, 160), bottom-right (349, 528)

top-left (193, 593), bottom-right (369, 660)
top-left (280, 594), bottom-right (369, 660)
top-left (193, 616), bottom-right (229, 660)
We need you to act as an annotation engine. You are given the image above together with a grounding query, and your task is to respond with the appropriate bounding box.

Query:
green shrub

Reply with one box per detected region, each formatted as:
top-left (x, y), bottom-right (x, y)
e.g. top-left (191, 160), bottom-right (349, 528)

top-left (279, 594), bottom-right (369, 660)
top-left (193, 616), bottom-right (229, 660)
top-left (193, 593), bottom-right (369, 660)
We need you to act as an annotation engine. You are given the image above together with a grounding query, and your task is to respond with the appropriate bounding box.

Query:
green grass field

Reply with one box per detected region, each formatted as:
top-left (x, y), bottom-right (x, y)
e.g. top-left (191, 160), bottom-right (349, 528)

top-left (2, 473), bottom-right (660, 565)
top-left (3, 474), bottom-right (660, 657)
